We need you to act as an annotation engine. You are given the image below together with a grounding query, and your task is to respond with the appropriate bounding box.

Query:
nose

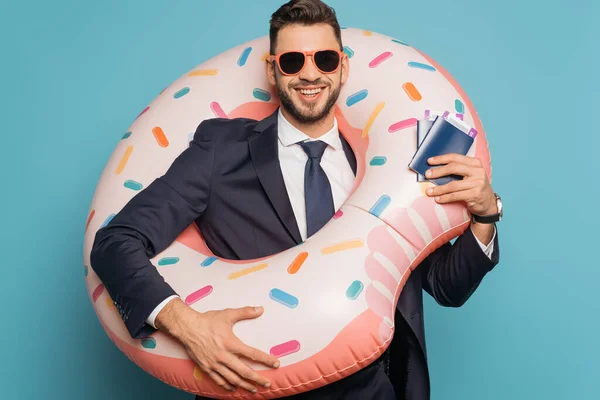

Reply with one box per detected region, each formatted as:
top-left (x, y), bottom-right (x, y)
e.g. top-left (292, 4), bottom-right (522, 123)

top-left (298, 55), bottom-right (321, 82)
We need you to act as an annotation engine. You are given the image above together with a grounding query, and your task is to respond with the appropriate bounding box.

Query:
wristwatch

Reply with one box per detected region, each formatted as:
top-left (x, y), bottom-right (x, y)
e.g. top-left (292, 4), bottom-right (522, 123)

top-left (471, 193), bottom-right (503, 224)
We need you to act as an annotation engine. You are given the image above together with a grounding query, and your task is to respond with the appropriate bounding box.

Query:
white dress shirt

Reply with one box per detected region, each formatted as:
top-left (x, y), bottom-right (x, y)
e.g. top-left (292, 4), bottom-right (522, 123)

top-left (146, 110), bottom-right (496, 328)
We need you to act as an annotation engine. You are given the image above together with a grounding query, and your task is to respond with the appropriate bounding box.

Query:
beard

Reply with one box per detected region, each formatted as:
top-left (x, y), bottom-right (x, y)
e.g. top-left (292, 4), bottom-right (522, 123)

top-left (275, 77), bottom-right (341, 124)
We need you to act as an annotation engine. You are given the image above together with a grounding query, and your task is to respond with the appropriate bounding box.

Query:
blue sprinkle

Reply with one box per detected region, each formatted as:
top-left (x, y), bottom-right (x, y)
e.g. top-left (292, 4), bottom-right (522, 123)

top-left (237, 47), bottom-right (252, 66)
top-left (158, 257), bottom-right (179, 266)
top-left (201, 257), bottom-right (218, 267)
top-left (369, 195), bottom-right (391, 217)
top-left (346, 89), bottom-right (368, 107)
top-left (173, 87), bottom-right (190, 99)
top-left (253, 88), bottom-right (271, 102)
top-left (408, 61), bottom-right (436, 72)
top-left (343, 46), bottom-right (354, 58)
top-left (269, 288), bottom-right (298, 309)
top-left (141, 338), bottom-right (156, 349)
top-left (121, 132), bottom-right (131, 140)
top-left (124, 180), bottom-right (143, 191)
top-left (392, 39), bottom-right (409, 46)
top-left (455, 99), bottom-right (465, 113)
top-left (369, 156), bottom-right (387, 166)
top-left (346, 280), bottom-right (364, 300)
top-left (84, 265), bottom-right (88, 277)
top-left (101, 214), bottom-right (115, 228)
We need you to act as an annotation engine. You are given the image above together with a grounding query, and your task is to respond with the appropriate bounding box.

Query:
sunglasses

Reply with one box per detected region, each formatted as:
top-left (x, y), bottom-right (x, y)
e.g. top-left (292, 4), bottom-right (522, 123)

top-left (268, 49), bottom-right (346, 76)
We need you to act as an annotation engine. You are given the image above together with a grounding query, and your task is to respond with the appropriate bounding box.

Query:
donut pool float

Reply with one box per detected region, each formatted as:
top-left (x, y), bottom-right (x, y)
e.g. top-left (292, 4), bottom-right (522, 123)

top-left (83, 27), bottom-right (491, 398)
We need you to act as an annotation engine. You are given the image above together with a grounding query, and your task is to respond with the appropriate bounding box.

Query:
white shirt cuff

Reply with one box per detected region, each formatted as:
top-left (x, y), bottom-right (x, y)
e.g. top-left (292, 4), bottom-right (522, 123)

top-left (472, 225), bottom-right (496, 260)
top-left (146, 295), bottom-right (179, 329)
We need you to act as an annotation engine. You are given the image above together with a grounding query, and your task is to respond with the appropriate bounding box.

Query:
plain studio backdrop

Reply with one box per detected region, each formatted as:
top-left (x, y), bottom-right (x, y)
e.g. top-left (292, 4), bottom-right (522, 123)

top-left (0, 0), bottom-right (598, 399)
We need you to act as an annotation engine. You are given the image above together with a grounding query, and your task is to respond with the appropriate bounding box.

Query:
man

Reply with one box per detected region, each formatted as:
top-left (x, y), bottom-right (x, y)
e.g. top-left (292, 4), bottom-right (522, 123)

top-left (90, 0), bottom-right (502, 399)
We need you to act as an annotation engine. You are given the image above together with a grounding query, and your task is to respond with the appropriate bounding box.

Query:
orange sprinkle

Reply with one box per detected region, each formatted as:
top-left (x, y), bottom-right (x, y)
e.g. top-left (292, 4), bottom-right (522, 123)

top-left (288, 252), bottom-right (309, 274)
top-left (152, 126), bottom-right (169, 147)
top-left (402, 82), bottom-right (422, 102)
top-left (85, 209), bottom-right (95, 232)
top-left (228, 263), bottom-right (268, 280)
top-left (193, 366), bottom-right (203, 381)
top-left (363, 30), bottom-right (373, 36)
top-left (419, 182), bottom-right (433, 196)
top-left (321, 239), bottom-right (364, 255)
top-left (362, 102), bottom-right (385, 139)
top-left (105, 297), bottom-right (116, 310)
top-left (116, 146), bottom-right (133, 175)
top-left (261, 52), bottom-right (270, 62)
top-left (188, 69), bottom-right (218, 76)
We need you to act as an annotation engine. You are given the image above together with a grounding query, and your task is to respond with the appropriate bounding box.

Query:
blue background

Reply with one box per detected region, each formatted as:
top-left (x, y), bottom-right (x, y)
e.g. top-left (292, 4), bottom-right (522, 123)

top-left (1, 0), bottom-right (598, 399)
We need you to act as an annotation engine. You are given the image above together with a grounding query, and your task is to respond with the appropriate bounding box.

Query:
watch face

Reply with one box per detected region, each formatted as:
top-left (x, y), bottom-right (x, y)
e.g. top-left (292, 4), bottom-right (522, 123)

top-left (496, 194), bottom-right (503, 218)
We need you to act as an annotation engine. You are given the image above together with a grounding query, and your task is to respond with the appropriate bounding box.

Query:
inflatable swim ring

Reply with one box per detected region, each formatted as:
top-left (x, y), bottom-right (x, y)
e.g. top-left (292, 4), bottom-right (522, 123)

top-left (84, 27), bottom-right (491, 398)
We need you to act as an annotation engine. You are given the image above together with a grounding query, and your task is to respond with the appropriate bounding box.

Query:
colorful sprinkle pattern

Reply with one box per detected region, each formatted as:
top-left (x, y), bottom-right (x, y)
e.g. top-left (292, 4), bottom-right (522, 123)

top-left (85, 27), bottom-right (488, 397)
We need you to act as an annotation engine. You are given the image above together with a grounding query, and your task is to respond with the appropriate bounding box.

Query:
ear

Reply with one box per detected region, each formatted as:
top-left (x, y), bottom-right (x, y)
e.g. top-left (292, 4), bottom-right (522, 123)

top-left (266, 59), bottom-right (277, 86)
top-left (340, 54), bottom-right (349, 85)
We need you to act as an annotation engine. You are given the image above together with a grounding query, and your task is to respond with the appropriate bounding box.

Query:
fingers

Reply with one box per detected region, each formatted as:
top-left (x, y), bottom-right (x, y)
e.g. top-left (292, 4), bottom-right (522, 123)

top-left (426, 179), bottom-right (474, 197)
top-left (215, 362), bottom-right (260, 394)
top-left (227, 306), bottom-right (264, 323)
top-left (232, 339), bottom-right (280, 369)
top-left (222, 351), bottom-right (274, 391)
top-left (427, 154), bottom-right (481, 167)
top-left (425, 162), bottom-right (474, 179)
top-left (431, 188), bottom-right (476, 204)
top-left (203, 367), bottom-right (236, 392)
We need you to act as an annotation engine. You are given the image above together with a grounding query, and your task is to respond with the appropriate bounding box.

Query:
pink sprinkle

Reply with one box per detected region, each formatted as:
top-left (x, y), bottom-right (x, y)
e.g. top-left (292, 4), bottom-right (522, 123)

top-left (210, 102), bottom-right (228, 119)
top-left (185, 285), bottom-right (214, 305)
top-left (388, 118), bottom-right (418, 133)
top-left (333, 210), bottom-right (344, 219)
top-left (92, 283), bottom-right (104, 303)
top-left (135, 106), bottom-right (149, 120)
top-left (369, 51), bottom-right (393, 68)
top-left (270, 340), bottom-right (301, 357)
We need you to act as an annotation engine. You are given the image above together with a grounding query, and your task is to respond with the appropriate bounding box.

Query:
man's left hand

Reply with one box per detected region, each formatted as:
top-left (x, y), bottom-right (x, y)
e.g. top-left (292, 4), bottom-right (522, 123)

top-left (424, 153), bottom-right (497, 216)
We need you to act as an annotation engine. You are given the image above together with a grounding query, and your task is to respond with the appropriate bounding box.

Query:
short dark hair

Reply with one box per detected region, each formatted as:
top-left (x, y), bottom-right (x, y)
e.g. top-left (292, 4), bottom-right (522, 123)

top-left (269, 0), bottom-right (343, 54)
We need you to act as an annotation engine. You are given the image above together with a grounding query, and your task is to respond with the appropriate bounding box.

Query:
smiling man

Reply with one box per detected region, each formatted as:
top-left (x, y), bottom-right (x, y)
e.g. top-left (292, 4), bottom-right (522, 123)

top-left (90, 1), bottom-right (502, 399)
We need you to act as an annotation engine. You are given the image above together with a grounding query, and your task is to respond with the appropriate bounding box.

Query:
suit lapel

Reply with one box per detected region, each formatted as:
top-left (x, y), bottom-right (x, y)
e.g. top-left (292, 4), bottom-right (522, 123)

top-left (248, 111), bottom-right (303, 244)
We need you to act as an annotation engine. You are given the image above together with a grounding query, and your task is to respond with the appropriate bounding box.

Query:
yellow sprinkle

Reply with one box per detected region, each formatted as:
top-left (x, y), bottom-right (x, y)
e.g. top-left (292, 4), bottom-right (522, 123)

top-left (193, 366), bottom-right (203, 381)
top-left (188, 69), bottom-right (218, 76)
top-left (419, 182), bottom-right (433, 196)
top-left (363, 30), bottom-right (373, 36)
top-left (321, 239), bottom-right (364, 255)
top-left (261, 52), bottom-right (271, 62)
top-left (362, 102), bottom-right (385, 138)
top-left (116, 145), bottom-right (133, 175)
top-left (228, 263), bottom-right (268, 280)
top-left (106, 297), bottom-right (116, 310)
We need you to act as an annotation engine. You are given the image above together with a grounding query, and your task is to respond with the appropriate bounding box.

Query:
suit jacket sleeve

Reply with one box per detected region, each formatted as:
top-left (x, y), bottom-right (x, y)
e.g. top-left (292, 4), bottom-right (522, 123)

top-left (420, 225), bottom-right (500, 307)
top-left (90, 121), bottom-right (217, 339)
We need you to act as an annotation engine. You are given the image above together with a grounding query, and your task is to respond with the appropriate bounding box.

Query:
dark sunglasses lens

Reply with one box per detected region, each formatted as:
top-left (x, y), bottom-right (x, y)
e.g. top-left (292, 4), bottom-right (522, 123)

top-left (315, 50), bottom-right (340, 72)
top-left (279, 52), bottom-right (305, 74)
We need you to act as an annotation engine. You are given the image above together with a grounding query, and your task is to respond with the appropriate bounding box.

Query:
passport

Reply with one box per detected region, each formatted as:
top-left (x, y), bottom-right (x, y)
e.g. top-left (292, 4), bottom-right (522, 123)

top-left (409, 113), bottom-right (476, 186)
top-left (416, 110), bottom-right (464, 182)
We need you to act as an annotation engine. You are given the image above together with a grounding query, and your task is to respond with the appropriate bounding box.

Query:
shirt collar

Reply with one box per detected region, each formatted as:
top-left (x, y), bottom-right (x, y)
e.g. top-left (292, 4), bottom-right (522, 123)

top-left (277, 108), bottom-right (342, 150)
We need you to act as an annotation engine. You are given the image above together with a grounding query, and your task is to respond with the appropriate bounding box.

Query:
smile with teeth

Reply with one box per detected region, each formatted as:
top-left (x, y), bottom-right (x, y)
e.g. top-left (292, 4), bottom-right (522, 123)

top-left (297, 87), bottom-right (324, 98)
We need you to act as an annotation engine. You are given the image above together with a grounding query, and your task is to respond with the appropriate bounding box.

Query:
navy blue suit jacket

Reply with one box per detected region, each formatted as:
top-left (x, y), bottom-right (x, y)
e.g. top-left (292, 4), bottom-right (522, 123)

top-left (91, 110), bottom-right (500, 399)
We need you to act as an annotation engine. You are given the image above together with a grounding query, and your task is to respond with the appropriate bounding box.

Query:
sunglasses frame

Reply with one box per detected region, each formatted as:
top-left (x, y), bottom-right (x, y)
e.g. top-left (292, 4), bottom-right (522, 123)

top-left (268, 49), bottom-right (347, 76)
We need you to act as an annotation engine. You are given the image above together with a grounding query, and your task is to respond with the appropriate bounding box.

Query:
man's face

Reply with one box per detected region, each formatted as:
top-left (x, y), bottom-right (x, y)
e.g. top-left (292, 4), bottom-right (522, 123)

top-left (267, 23), bottom-right (348, 124)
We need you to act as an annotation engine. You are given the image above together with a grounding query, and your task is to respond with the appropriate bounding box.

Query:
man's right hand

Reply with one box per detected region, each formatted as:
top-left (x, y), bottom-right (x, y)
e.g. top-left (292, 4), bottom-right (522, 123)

top-left (155, 298), bottom-right (280, 393)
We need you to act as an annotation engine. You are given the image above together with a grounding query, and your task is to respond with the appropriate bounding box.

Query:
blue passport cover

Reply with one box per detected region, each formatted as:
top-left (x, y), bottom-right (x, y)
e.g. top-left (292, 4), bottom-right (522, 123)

top-left (409, 116), bottom-right (474, 185)
top-left (416, 119), bottom-right (434, 182)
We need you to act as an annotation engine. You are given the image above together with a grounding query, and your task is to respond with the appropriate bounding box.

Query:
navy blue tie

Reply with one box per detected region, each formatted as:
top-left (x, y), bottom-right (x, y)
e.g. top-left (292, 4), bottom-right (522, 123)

top-left (300, 140), bottom-right (334, 237)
